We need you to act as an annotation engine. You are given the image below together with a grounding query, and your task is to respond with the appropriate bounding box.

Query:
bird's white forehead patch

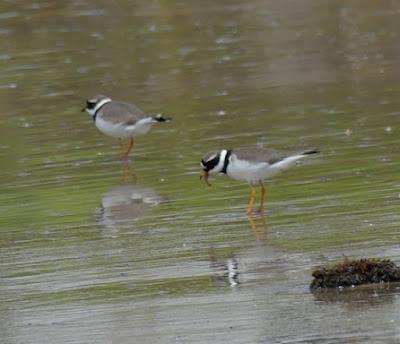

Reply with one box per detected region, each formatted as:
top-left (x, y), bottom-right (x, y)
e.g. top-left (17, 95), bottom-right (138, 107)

top-left (207, 154), bottom-right (216, 162)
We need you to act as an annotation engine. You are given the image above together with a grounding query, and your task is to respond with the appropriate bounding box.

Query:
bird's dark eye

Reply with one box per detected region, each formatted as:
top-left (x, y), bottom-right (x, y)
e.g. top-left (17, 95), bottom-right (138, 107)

top-left (86, 101), bottom-right (96, 109)
top-left (202, 156), bottom-right (219, 172)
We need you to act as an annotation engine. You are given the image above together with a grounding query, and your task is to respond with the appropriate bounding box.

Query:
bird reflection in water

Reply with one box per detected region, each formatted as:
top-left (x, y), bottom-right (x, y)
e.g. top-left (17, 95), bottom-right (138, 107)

top-left (209, 249), bottom-right (239, 287)
top-left (247, 213), bottom-right (268, 241)
top-left (96, 183), bottom-right (162, 235)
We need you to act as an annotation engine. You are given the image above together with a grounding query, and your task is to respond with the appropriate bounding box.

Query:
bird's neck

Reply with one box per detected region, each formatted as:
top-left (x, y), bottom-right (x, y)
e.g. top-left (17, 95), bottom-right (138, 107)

top-left (91, 98), bottom-right (112, 120)
top-left (221, 149), bottom-right (232, 174)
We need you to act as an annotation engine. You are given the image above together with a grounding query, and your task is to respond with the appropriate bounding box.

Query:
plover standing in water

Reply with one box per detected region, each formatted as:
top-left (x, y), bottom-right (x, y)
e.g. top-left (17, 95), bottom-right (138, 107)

top-left (200, 147), bottom-right (319, 214)
top-left (82, 95), bottom-right (170, 160)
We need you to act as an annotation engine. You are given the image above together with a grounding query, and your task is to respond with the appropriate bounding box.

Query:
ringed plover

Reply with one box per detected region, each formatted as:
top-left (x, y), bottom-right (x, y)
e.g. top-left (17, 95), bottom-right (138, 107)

top-left (82, 95), bottom-right (171, 160)
top-left (200, 147), bottom-right (319, 214)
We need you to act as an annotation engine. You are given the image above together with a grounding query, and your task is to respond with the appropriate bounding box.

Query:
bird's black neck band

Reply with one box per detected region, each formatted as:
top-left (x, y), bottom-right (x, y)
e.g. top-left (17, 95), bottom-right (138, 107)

top-left (93, 102), bottom-right (108, 121)
top-left (221, 150), bottom-right (232, 174)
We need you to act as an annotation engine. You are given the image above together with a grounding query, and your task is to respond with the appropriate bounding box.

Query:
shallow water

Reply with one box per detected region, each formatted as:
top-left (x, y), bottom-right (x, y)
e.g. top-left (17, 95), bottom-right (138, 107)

top-left (1, 1), bottom-right (400, 343)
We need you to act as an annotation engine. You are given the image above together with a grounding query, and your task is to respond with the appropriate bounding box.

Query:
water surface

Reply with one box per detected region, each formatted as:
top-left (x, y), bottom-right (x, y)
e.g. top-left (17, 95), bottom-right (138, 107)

top-left (1, 1), bottom-right (400, 343)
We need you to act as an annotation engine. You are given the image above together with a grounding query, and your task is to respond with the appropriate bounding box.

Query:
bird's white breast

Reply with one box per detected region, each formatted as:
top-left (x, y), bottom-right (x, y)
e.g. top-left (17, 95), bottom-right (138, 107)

top-left (227, 158), bottom-right (275, 185)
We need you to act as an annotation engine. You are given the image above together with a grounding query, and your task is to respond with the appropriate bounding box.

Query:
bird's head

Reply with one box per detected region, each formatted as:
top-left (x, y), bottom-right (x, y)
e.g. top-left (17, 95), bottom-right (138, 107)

top-left (82, 95), bottom-right (111, 117)
top-left (200, 149), bottom-right (229, 186)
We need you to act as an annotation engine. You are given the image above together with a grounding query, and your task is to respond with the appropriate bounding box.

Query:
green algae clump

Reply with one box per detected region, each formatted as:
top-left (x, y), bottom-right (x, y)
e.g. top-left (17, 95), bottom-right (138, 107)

top-left (310, 258), bottom-right (400, 291)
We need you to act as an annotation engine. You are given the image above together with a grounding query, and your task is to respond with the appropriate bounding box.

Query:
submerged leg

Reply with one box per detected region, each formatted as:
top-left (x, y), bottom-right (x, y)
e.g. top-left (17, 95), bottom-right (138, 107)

top-left (122, 160), bottom-right (138, 183)
top-left (246, 187), bottom-right (257, 215)
top-left (119, 139), bottom-right (126, 160)
top-left (125, 137), bottom-right (134, 158)
top-left (260, 212), bottom-right (268, 235)
top-left (247, 214), bottom-right (260, 240)
top-left (247, 213), bottom-right (269, 241)
top-left (257, 182), bottom-right (267, 213)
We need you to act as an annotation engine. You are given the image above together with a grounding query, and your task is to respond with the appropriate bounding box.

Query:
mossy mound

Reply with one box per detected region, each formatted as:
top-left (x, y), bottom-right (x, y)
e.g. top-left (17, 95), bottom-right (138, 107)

top-left (310, 258), bottom-right (400, 291)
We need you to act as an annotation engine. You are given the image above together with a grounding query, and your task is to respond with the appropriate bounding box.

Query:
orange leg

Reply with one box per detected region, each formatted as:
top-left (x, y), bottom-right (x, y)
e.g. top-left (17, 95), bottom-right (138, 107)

top-left (119, 138), bottom-right (134, 160)
top-left (257, 182), bottom-right (267, 213)
top-left (246, 187), bottom-right (257, 215)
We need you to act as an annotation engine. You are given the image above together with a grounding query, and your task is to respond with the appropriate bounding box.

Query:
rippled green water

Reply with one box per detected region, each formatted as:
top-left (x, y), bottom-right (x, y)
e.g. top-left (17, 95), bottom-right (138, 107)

top-left (1, 1), bottom-right (400, 343)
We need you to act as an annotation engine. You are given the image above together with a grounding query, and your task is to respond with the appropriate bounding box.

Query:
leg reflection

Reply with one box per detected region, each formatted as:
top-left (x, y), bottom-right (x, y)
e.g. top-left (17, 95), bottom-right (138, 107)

top-left (247, 213), bottom-right (268, 241)
top-left (122, 160), bottom-right (138, 183)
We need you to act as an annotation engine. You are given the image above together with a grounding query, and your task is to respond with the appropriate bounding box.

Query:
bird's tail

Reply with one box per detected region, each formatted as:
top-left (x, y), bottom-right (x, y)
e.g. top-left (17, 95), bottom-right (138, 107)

top-left (153, 114), bottom-right (172, 122)
top-left (301, 148), bottom-right (320, 156)
top-left (271, 148), bottom-right (319, 172)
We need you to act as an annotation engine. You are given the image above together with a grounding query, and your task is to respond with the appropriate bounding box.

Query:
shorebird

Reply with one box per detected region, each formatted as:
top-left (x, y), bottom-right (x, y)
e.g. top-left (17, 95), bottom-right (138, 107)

top-left (82, 95), bottom-right (170, 160)
top-left (200, 147), bottom-right (319, 214)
